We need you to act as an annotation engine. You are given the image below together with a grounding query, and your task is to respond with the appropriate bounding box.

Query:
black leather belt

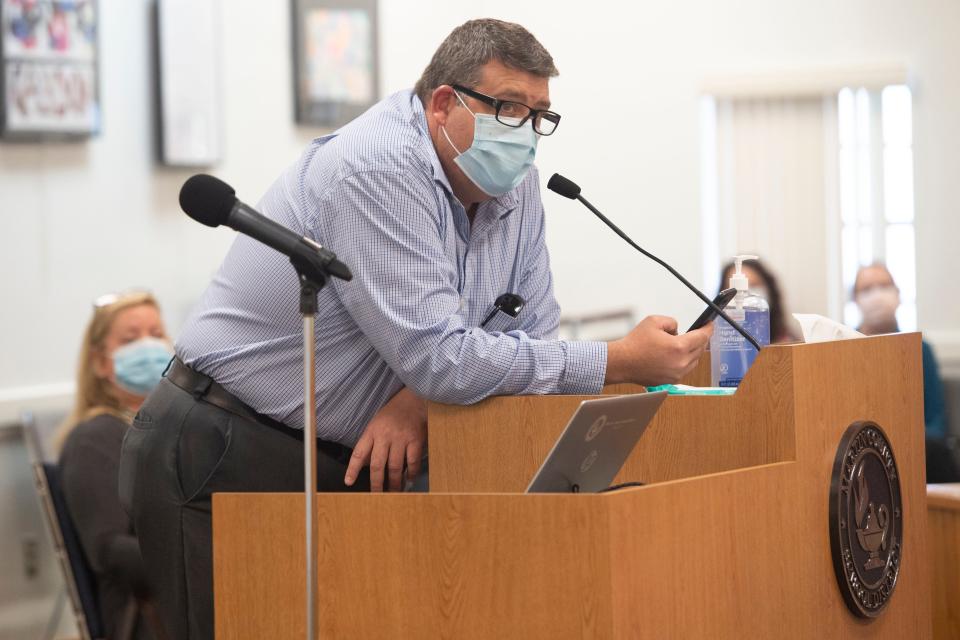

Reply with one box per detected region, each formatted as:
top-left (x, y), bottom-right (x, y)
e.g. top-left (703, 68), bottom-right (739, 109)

top-left (164, 358), bottom-right (353, 465)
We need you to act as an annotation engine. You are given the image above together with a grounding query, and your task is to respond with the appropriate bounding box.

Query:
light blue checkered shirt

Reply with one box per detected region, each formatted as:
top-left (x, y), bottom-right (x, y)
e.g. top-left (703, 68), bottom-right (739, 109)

top-left (176, 90), bottom-right (607, 446)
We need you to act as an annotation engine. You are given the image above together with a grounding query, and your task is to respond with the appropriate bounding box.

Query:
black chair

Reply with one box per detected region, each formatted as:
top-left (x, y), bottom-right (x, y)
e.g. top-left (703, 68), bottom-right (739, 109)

top-left (926, 435), bottom-right (960, 483)
top-left (22, 413), bottom-right (109, 640)
top-left (23, 414), bottom-right (169, 640)
top-left (41, 461), bottom-right (109, 639)
top-left (931, 377), bottom-right (960, 482)
top-left (944, 377), bottom-right (960, 440)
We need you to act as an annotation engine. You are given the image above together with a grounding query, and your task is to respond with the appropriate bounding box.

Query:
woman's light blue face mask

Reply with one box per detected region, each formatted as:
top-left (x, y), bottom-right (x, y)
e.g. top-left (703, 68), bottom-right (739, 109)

top-left (111, 337), bottom-right (174, 396)
top-left (441, 91), bottom-right (538, 197)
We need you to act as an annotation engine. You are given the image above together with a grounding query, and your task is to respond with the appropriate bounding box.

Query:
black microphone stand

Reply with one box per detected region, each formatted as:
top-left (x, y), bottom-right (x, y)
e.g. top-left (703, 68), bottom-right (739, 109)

top-left (180, 172), bottom-right (350, 639)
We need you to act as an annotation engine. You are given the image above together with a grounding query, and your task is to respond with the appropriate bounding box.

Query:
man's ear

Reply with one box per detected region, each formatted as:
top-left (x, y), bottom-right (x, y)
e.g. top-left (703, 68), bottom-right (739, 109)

top-left (430, 85), bottom-right (456, 126)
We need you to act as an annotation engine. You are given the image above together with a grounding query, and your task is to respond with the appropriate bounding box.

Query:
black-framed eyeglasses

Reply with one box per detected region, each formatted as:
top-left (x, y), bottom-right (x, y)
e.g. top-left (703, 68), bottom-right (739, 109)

top-left (451, 84), bottom-right (561, 136)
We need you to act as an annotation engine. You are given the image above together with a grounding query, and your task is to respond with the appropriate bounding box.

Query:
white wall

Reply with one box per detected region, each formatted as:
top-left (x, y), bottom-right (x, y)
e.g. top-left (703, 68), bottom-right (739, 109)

top-left (0, 0), bottom-right (323, 420)
top-left (2, 0), bottom-right (959, 421)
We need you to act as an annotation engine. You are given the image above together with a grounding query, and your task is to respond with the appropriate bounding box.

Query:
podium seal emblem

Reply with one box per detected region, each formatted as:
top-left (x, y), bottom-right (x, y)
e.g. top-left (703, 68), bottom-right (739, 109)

top-left (829, 421), bottom-right (902, 618)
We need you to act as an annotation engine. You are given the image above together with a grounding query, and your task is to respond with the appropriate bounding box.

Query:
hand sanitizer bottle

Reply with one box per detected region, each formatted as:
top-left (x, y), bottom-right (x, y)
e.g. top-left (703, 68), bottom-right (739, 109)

top-left (710, 255), bottom-right (771, 387)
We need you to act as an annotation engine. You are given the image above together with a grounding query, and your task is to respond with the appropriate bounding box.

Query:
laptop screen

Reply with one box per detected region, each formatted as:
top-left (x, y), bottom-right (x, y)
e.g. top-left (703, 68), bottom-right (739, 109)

top-left (525, 391), bottom-right (667, 493)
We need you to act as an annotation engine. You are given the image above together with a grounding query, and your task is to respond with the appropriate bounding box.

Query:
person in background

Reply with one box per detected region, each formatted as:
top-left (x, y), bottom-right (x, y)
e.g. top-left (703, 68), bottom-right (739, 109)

top-left (57, 291), bottom-right (172, 639)
top-left (853, 262), bottom-right (947, 437)
top-left (120, 18), bottom-right (712, 638)
top-left (718, 257), bottom-right (799, 344)
top-left (853, 263), bottom-right (956, 481)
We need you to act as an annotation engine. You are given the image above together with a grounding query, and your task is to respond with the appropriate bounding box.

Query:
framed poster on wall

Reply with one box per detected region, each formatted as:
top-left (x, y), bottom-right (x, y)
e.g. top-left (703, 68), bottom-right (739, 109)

top-left (156, 0), bottom-right (221, 166)
top-left (0, 0), bottom-right (100, 140)
top-left (291, 0), bottom-right (378, 128)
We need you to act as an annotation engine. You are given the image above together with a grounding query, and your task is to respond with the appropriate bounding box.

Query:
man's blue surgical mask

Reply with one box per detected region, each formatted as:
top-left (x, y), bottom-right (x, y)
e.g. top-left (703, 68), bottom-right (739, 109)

top-left (112, 337), bottom-right (173, 396)
top-left (441, 92), bottom-right (538, 197)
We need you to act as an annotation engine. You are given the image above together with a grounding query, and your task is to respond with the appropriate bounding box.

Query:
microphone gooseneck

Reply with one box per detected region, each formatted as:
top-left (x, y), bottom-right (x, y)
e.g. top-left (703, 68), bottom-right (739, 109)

top-left (547, 173), bottom-right (762, 352)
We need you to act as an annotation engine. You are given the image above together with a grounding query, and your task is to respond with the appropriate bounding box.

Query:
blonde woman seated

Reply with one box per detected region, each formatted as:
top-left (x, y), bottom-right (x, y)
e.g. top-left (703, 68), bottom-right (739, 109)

top-left (58, 291), bottom-right (172, 639)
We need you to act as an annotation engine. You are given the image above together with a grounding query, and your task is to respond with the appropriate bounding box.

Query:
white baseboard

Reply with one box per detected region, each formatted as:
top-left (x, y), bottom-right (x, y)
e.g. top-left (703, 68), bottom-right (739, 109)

top-left (0, 595), bottom-right (79, 638)
top-left (0, 382), bottom-right (74, 426)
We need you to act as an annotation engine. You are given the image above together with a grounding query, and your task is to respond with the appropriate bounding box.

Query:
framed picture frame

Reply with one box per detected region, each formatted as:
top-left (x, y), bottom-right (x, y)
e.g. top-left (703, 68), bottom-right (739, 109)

top-left (0, 0), bottom-right (100, 140)
top-left (291, 0), bottom-right (378, 128)
top-left (155, 0), bottom-right (222, 167)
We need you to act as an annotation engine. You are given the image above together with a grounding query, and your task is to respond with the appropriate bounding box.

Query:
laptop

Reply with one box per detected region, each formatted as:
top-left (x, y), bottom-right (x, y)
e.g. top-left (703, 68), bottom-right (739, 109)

top-left (525, 391), bottom-right (668, 493)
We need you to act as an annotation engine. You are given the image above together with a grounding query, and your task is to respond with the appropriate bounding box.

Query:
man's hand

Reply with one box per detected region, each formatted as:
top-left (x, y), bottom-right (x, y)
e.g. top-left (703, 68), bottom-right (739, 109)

top-left (605, 316), bottom-right (713, 387)
top-left (344, 386), bottom-right (427, 492)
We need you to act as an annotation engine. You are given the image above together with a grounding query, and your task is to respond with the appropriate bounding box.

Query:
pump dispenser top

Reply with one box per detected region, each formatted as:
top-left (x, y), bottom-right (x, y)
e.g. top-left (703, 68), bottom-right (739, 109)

top-left (729, 254), bottom-right (759, 293)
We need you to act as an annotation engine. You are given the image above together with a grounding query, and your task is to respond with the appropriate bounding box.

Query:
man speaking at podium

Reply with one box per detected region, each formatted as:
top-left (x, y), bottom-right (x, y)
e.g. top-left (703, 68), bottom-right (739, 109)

top-left (120, 18), bottom-right (712, 639)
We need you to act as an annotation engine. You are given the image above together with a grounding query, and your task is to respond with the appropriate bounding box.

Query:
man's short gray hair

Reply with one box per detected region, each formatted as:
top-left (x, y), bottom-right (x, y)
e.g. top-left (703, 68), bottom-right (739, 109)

top-left (414, 19), bottom-right (558, 106)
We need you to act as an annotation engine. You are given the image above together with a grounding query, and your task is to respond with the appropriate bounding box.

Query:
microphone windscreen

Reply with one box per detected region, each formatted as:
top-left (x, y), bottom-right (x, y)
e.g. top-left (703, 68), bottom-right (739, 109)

top-left (179, 174), bottom-right (237, 227)
top-left (547, 173), bottom-right (581, 199)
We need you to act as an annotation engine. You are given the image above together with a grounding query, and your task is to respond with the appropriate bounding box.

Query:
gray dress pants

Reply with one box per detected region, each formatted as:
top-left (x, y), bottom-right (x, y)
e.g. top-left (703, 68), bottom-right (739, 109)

top-left (119, 377), bottom-right (369, 640)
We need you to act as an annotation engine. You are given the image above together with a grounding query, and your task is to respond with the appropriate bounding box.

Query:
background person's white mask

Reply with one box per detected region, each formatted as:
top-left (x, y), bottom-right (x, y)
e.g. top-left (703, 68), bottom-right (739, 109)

top-left (857, 285), bottom-right (900, 327)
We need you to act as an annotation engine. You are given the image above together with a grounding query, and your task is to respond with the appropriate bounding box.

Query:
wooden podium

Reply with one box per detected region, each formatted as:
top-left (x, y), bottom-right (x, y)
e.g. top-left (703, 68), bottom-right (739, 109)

top-left (927, 483), bottom-right (960, 639)
top-left (213, 334), bottom-right (932, 638)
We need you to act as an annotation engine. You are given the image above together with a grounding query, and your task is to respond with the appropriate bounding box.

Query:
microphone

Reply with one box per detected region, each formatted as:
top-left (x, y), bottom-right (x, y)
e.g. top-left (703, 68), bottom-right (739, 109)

top-left (546, 173), bottom-right (761, 351)
top-left (179, 174), bottom-right (351, 282)
top-left (480, 293), bottom-right (525, 328)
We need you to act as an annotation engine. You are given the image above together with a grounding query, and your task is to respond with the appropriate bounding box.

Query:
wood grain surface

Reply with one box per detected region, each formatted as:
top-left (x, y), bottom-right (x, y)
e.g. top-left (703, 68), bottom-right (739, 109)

top-left (213, 334), bottom-right (933, 639)
top-left (927, 483), bottom-right (960, 639)
top-left (427, 342), bottom-right (793, 493)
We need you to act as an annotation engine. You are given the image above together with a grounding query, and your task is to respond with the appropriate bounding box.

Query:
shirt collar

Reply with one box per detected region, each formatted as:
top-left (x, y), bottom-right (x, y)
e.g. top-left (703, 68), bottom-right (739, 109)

top-left (409, 91), bottom-right (520, 221)
top-left (486, 190), bottom-right (519, 219)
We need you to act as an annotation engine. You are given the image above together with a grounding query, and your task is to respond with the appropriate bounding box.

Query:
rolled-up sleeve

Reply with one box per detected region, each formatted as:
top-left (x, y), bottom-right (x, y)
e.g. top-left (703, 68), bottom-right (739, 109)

top-left (311, 168), bottom-right (606, 404)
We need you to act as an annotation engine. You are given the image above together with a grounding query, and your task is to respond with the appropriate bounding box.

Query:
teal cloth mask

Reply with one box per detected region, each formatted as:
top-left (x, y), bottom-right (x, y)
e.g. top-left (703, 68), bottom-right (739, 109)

top-left (442, 93), bottom-right (538, 196)
top-left (111, 337), bottom-right (173, 396)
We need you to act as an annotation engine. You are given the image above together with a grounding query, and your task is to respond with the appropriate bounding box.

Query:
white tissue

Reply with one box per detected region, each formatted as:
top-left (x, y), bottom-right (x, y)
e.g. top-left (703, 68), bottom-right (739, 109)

top-left (792, 313), bottom-right (865, 343)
